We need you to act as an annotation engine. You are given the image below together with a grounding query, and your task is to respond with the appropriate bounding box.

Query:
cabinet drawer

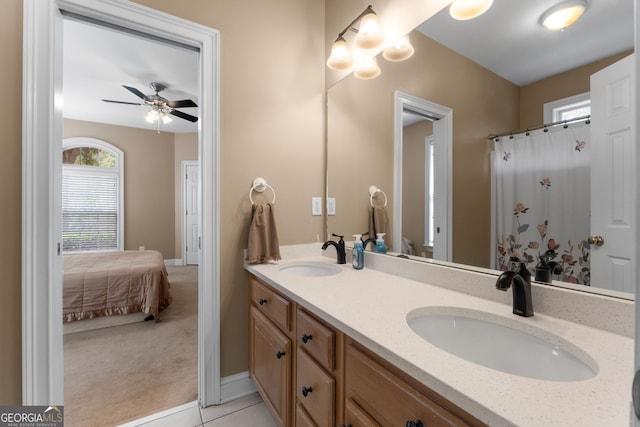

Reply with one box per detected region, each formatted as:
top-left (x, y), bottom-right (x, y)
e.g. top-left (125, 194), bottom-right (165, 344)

top-left (250, 277), bottom-right (291, 331)
top-left (345, 343), bottom-right (469, 427)
top-left (296, 308), bottom-right (335, 371)
top-left (345, 398), bottom-right (381, 427)
top-left (296, 347), bottom-right (335, 427)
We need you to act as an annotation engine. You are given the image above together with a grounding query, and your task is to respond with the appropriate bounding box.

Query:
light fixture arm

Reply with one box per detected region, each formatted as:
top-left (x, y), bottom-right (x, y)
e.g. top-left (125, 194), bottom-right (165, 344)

top-left (335, 5), bottom-right (375, 40)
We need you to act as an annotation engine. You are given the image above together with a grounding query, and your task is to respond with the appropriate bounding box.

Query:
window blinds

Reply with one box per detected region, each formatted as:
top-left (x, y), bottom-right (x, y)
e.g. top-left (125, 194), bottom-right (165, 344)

top-left (62, 171), bottom-right (119, 252)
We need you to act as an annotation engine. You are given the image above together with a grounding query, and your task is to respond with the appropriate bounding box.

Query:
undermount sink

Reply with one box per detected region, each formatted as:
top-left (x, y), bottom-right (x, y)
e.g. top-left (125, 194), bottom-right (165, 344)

top-left (407, 307), bottom-right (597, 382)
top-left (278, 262), bottom-right (341, 277)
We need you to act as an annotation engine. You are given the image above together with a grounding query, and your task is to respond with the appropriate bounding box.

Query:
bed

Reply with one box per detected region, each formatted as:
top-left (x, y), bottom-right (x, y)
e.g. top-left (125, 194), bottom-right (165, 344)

top-left (63, 250), bottom-right (173, 322)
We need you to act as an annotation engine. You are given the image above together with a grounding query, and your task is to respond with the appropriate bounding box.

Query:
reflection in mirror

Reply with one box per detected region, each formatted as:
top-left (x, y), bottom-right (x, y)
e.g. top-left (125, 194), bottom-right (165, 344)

top-left (326, 4), bottom-right (634, 299)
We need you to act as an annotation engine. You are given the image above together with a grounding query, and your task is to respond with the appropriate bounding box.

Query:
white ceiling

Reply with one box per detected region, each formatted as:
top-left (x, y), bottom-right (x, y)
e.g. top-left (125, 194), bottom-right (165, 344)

top-left (63, 1), bottom-right (633, 133)
top-left (418, 0), bottom-right (634, 86)
top-left (63, 18), bottom-right (199, 133)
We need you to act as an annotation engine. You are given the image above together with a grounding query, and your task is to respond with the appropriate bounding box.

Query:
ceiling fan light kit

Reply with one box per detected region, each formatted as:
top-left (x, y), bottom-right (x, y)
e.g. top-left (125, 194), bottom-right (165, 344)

top-left (102, 81), bottom-right (198, 131)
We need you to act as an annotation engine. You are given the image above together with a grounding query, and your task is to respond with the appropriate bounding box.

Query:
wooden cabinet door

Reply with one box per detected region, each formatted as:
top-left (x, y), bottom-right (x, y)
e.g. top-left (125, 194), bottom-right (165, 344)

top-left (296, 348), bottom-right (335, 427)
top-left (250, 305), bottom-right (291, 426)
top-left (344, 398), bottom-right (381, 427)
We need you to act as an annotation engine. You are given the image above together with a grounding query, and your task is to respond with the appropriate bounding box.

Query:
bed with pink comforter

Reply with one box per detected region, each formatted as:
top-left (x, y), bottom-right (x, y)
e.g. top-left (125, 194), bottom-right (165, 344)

top-left (63, 250), bottom-right (173, 322)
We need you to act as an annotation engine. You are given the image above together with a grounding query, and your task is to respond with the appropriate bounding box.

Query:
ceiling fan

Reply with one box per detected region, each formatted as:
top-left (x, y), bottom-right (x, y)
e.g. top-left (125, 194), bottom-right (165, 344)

top-left (102, 82), bottom-right (198, 123)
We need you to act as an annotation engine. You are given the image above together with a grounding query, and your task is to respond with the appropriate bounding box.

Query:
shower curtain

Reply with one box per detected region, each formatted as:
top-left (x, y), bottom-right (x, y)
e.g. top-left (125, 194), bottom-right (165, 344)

top-left (493, 123), bottom-right (591, 285)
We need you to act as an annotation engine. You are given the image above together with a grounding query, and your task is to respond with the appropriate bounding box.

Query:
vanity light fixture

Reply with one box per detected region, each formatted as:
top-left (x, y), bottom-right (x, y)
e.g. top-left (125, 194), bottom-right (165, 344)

top-left (383, 35), bottom-right (415, 62)
top-left (540, 0), bottom-right (588, 31)
top-left (449, 0), bottom-right (494, 20)
top-left (354, 57), bottom-right (381, 79)
top-left (326, 5), bottom-right (384, 71)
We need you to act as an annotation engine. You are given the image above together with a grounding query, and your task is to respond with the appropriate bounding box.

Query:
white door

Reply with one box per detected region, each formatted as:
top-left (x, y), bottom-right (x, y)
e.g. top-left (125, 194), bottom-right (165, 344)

top-left (432, 119), bottom-right (450, 261)
top-left (590, 54), bottom-right (635, 292)
top-left (183, 161), bottom-right (200, 265)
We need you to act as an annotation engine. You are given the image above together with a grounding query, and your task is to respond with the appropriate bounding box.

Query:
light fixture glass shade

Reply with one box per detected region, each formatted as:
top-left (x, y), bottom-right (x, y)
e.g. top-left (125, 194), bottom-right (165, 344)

top-left (383, 36), bottom-right (415, 62)
top-left (161, 113), bottom-right (173, 124)
top-left (540, 1), bottom-right (588, 31)
top-left (354, 11), bottom-right (384, 49)
top-left (326, 37), bottom-right (353, 70)
top-left (354, 57), bottom-right (381, 80)
top-left (449, 0), bottom-right (494, 20)
top-left (145, 109), bottom-right (160, 123)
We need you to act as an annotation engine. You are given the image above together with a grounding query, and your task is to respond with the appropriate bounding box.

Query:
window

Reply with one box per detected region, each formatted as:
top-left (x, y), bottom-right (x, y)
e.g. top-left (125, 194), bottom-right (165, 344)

top-left (62, 138), bottom-right (124, 252)
top-left (543, 92), bottom-right (591, 123)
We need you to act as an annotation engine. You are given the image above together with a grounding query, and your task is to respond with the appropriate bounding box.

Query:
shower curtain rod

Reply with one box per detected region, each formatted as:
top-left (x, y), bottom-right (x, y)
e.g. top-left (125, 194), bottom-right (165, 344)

top-left (488, 114), bottom-right (591, 140)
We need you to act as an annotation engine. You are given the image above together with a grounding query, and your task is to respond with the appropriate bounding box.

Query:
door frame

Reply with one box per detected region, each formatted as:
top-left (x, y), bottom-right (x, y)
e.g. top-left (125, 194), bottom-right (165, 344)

top-left (22, 0), bottom-right (221, 407)
top-left (393, 91), bottom-right (452, 261)
top-left (182, 160), bottom-right (200, 266)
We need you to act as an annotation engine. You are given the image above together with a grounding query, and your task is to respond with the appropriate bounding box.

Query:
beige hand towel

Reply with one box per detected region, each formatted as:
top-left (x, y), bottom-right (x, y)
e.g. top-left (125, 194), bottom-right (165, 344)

top-left (247, 202), bottom-right (281, 264)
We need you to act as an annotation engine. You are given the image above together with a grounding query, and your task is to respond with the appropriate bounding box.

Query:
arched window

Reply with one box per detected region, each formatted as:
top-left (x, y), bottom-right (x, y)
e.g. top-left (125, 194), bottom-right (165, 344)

top-left (62, 137), bottom-right (124, 252)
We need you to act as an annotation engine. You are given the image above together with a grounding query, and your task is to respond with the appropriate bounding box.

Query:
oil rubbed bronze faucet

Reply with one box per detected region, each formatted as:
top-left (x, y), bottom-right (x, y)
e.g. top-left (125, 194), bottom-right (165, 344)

top-left (496, 257), bottom-right (534, 317)
top-left (322, 233), bottom-right (346, 264)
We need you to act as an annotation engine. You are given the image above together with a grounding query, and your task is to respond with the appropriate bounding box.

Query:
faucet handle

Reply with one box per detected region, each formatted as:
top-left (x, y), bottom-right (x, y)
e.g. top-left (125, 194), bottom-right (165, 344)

top-left (331, 233), bottom-right (345, 243)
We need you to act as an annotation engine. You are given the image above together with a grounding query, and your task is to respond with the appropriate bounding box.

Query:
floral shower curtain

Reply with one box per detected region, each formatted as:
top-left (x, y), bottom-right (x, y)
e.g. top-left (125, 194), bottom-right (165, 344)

top-left (493, 123), bottom-right (591, 285)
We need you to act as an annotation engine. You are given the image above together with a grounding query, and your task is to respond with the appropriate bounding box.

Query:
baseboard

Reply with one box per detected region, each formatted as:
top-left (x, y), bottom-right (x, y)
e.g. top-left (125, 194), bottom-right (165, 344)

top-left (117, 400), bottom-right (199, 427)
top-left (220, 371), bottom-right (257, 403)
top-left (164, 259), bottom-right (182, 266)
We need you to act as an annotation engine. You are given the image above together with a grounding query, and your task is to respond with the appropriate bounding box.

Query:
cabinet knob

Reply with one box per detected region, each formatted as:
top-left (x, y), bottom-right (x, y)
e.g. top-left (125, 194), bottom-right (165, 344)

top-left (276, 351), bottom-right (285, 359)
top-left (301, 386), bottom-right (313, 397)
top-left (406, 421), bottom-right (424, 427)
top-left (301, 333), bottom-right (313, 344)
top-left (258, 298), bottom-right (267, 305)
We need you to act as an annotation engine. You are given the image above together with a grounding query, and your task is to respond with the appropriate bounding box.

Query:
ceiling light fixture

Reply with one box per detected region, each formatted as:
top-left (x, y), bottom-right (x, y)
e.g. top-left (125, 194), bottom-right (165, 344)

top-left (326, 5), bottom-right (384, 71)
top-left (449, 0), bottom-right (494, 20)
top-left (540, 0), bottom-right (588, 31)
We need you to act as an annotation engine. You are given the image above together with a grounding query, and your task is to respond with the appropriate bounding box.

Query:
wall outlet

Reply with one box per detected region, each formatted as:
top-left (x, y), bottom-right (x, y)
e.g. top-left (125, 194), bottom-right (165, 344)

top-left (139, 245), bottom-right (145, 251)
top-left (327, 198), bottom-right (336, 215)
top-left (311, 197), bottom-right (322, 216)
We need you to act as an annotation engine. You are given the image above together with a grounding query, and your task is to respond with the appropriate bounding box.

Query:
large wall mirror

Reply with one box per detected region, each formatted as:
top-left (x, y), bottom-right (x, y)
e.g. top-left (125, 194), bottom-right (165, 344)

top-left (326, 0), bottom-right (634, 299)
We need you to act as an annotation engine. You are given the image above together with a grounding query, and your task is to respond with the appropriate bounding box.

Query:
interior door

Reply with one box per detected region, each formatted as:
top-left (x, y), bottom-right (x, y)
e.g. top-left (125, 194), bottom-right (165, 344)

top-left (183, 161), bottom-right (200, 265)
top-left (590, 54), bottom-right (635, 292)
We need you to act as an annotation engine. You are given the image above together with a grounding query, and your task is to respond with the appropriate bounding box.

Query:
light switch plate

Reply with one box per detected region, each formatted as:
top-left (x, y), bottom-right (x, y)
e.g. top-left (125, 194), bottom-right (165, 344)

top-left (327, 198), bottom-right (336, 215)
top-left (311, 197), bottom-right (322, 216)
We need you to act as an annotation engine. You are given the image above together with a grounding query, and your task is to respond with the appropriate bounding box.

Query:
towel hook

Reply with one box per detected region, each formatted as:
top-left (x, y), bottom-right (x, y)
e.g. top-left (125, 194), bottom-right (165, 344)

top-left (249, 177), bottom-right (276, 205)
top-left (369, 185), bottom-right (387, 207)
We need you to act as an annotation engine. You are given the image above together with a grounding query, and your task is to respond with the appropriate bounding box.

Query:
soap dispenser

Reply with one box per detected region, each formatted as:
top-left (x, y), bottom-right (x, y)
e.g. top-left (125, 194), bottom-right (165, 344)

top-left (373, 233), bottom-right (387, 254)
top-left (352, 234), bottom-right (365, 270)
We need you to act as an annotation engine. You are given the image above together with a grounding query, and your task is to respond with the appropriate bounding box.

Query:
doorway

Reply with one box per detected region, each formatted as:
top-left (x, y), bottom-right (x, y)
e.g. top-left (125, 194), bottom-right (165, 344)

top-left (22, 0), bottom-right (220, 410)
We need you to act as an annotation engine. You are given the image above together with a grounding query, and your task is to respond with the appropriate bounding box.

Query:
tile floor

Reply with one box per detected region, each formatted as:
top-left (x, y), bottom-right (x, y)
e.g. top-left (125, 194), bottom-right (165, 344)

top-left (120, 393), bottom-right (277, 427)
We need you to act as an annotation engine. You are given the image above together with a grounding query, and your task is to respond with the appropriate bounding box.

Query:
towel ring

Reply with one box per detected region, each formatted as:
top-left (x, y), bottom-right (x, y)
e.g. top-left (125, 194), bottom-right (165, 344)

top-left (369, 185), bottom-right (387, 207)
top-left (249, 177), bottom-right (276, 205)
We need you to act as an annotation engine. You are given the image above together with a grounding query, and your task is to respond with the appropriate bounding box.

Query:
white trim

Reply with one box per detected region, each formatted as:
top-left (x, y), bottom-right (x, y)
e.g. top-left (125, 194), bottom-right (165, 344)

top-left (117, 400), bottom-right (200, 427)
top-left (164, 259), bottom-right (182, 267)
top-left (220, 371), bottom-right (258, 403)
top-left (23, 0), bottom-right (221, 408)
top-left (394, 91), bottom-right (452, 261)
top-left (182, 160), bottom-right (200, 266)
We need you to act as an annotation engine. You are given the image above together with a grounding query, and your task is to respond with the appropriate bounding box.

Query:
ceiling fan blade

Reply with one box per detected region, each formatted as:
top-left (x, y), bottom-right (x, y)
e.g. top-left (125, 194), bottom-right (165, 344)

top-left (170, 109), bottom-right (199, 122)
top-left (167, 99), bottom-right (198, 108)
top-left (102, 99), bottom-right (143, 106)
top-left (122, 85), bottom-right (146, 100)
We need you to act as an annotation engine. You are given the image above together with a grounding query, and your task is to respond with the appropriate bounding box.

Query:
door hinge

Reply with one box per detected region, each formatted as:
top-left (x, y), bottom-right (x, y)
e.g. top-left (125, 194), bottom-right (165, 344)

top-left (57, 242), bottom-right (61, 255)
top-left (199, 237), bottom-right (201, 249)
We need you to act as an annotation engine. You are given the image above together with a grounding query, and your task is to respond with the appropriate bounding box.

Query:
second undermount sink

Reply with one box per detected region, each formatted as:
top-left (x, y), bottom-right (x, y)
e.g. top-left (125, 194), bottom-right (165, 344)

top-left (407, 307), bottom-right (598, 382)
top-left (278, 261), bottom-right (341, 277)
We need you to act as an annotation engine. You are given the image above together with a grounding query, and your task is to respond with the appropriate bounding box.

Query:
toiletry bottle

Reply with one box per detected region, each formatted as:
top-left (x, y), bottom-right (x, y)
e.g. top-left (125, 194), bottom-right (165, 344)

top-left (373, 233), bottom-right (387, 254)
top-left (352, 234), bottom-right (364, 270)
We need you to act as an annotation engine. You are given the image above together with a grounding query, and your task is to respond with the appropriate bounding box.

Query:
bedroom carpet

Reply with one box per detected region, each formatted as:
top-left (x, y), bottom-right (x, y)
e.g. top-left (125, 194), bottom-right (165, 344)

top-left (64, 265), bottom-right (198, 427)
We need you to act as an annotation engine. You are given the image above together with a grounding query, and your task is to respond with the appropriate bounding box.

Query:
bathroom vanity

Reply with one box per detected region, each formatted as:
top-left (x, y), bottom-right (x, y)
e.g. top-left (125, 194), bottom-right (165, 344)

top-left (245, 244), bottom-right (633, 426)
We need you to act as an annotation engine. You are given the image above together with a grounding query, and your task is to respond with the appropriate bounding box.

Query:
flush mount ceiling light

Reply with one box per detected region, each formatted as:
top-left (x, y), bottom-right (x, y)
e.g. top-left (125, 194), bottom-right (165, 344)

top-left (540, 0), bottom-right (588, 31)
top-left (326, 5), bottom-right (384, 71)
top-left (383, 35), bottom-right (415, 62)
top-left (449, 0), bottom-right (494, 20)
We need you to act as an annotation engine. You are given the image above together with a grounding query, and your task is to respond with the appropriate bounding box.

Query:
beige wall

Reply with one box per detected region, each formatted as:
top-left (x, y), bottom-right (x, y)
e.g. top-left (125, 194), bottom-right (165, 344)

top-left (327, 30), bottom-right (519, 268)
top-left (402, 120), bottom-right (433, 257)
top-left (2, 0), bottom-right (324, 404)
top-left (64, 119), bottom-right (176, 259)
top-left (519, 51), bottom-right (632, 129)
top-left (0, 0), bottom-right (23, 406)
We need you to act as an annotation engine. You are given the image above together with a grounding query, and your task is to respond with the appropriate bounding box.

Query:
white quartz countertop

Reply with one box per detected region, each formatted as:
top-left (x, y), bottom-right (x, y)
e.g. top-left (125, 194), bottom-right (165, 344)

top-left (245, 253), bottom-right (634, 427)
